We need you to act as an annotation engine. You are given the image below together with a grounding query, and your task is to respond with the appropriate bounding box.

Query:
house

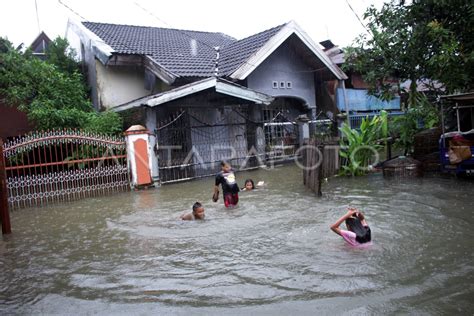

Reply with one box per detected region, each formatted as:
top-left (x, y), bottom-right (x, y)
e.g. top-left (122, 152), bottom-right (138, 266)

top-left (320, 40), bottom-right (402, 128)
top-left (0, 32), bottom-right (52, 140)
top-left (65, 19), bottom-right (347, 184)
top-left (29, 31), bottom-right (52, 60)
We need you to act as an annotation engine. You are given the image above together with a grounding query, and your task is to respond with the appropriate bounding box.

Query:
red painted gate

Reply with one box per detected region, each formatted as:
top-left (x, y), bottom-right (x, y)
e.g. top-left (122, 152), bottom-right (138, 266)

top-left (1, 130), bottom-right (130, 210)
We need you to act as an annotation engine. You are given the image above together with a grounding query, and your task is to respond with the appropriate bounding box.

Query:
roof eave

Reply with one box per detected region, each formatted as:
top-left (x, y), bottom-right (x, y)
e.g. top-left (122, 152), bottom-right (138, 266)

top-left (111, 77), bottom-right (274, 112)
top-left (215, 80), bottom-right (273, 105)
top-left (66, 19), bottom-right (115, 65)
top-left (143, 55), bottom-right (178, 85)
top-left (229, 20), bottom-right (348, 81)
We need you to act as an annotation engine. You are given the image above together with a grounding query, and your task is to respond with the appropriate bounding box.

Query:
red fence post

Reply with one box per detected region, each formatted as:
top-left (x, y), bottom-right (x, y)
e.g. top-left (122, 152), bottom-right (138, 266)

top-left (0, 139), bottom-right (12, 234)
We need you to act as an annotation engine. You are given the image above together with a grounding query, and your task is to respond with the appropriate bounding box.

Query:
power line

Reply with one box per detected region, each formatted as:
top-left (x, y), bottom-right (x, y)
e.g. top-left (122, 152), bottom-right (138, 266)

top-left (57, 0), bottom-right (86, 21)
top-left (132, 0), bottom-right (335, 76)
top-left (59, 0), bottom-right (338, 78)
top-left (34, 0), bottom-right (41, 33)
top-left (345, 0), bottom-right (372, 36)
top-left (57, 0), bottom-right (157, 64)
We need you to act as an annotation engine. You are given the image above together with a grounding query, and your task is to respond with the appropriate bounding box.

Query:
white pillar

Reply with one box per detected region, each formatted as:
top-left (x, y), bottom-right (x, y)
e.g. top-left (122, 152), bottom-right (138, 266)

top-left (145, 108), bottom-right (159, 184)
top-left (125, 125), bottom-right (154, 188)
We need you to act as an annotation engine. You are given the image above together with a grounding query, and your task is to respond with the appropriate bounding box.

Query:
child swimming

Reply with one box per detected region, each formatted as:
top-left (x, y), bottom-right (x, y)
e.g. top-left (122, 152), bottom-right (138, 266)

top-left (180, 202), bottom-right (205, 220)
top-left (241, 179), bottom-right (265, 191)
top-left (213, 161), bottom-right (240, 207)
top-left (330, 208), bottom-right (371, 246)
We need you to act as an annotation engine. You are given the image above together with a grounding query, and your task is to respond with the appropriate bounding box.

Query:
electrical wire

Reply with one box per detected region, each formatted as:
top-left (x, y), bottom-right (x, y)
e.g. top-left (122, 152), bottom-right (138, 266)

top-left (132, 0), bottom-right (338, 76)
top-left (155, 111), bottom-right (185, 131)
top-left (345, 0), bottom-right (372, 36)
top-left (58, 0), bottom-right (164, 67)
top-left (59, 0), bottom-right (338, 80)
top-left (34, 0), bottom-right (41, 33)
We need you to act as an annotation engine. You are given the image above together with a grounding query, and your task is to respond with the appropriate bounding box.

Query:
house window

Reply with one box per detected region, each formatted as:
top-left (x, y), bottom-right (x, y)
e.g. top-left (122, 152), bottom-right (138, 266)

top-left (272, 81), bottom-right (278, 89)
top-left (286, 81), bottom-right (292, 89)
top-left (280, 81), bottom-right (285, 88)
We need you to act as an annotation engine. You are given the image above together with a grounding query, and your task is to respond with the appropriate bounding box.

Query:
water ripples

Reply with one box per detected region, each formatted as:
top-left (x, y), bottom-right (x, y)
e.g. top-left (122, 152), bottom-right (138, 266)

top-left (1, 166), bottom-right (473, 314)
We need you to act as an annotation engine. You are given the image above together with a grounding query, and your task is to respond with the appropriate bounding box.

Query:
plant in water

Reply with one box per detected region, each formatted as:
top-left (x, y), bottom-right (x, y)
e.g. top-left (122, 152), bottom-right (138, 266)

top-left (339, 111), bottom-right (388, 176)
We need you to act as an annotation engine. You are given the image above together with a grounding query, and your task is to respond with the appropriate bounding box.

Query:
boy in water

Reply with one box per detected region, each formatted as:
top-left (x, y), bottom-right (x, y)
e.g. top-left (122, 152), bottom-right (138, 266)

top-left (181, 202), bottom-right (205, 220)
top-left (213, 161), bottom-right (240, 207)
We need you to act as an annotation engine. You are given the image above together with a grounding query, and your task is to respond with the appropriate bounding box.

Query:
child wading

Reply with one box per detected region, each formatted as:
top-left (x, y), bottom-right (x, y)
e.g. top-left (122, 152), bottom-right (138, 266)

top-left (213, 161), bottom-right (239, 207)
top-left (330, 208), bottom-right (372, 246)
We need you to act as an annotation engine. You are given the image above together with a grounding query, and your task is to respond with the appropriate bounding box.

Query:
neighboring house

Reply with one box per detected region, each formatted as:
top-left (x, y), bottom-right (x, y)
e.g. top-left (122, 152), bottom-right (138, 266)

top-left (0, 99), bottom-right (31, 140)
top-left (29, 31), bottom-right (52, 60)
top-left (66, 19), bottom-right (347, 183)
top-left (320, 40), bottom-right (402, 128)
top-left (0, 32), bottom-right (51, 140)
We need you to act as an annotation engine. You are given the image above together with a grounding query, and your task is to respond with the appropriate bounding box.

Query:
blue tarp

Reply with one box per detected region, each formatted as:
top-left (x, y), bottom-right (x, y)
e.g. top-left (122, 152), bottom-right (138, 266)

top-left (336, 88), bottom-right (401, 111)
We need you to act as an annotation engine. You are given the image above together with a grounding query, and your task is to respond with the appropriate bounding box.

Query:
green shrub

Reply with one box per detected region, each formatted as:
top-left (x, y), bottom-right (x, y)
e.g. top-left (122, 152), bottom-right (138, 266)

top-left (0, 37), bottom-right (122, 135)
top-left (339, 111), bottom-right (387, 176)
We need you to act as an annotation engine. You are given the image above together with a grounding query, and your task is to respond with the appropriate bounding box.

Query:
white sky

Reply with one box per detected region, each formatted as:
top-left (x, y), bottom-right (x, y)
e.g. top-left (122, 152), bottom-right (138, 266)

top-left (0, 0), bottom-right (385, 48)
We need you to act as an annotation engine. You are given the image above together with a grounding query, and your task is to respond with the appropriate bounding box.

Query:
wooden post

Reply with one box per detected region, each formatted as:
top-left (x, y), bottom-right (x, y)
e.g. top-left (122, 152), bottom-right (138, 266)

top-left (0, 139), bottom-right (12, 234)
top-left (317, 143), bottom-right (323, 197)
top-left (341, 80), bottom-right (350, 126)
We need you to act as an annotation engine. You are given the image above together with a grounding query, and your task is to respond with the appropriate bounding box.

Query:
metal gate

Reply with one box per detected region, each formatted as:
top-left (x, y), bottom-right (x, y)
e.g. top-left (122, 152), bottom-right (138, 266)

top-left (155, 107), bottom-right (259, 184)
top-left (263, 106), bottom-right (300, 162)
top-left (2, 130), bottom-right (129, 209)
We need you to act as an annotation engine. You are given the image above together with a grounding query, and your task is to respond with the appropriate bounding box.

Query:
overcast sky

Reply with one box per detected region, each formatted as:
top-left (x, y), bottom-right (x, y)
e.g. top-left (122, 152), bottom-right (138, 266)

top-left (1, 0), bottom-right (385, 48)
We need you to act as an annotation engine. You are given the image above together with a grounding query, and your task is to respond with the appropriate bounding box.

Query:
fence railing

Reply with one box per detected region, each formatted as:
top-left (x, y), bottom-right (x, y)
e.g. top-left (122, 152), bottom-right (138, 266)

top-left (1, 130), bottom-right (130, 209)
top-left (349, 111), bottom-right (404, 129)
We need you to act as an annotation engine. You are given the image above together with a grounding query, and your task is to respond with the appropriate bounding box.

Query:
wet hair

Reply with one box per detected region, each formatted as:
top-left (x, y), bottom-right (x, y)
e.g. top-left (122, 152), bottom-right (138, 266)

top-left (244, 179), bottom-right (255, 189)
top-left (192, 202), bottom-right (203, 213)
top-left (220, 160), bottom-right (230, 167)
top-left (345, 216), bottom-right (371, 244)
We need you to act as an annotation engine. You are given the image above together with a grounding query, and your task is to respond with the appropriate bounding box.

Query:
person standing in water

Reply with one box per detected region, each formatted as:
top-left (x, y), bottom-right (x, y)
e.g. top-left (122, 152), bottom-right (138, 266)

top-left (330, 208), bottom-right (372, 246)
top-left (181, 202), bottom-right (205, 220)
top-left (213, 161), bottom-right (240, 207)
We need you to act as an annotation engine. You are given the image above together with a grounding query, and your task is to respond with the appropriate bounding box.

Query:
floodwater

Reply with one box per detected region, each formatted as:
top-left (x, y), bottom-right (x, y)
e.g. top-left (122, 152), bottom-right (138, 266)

top-left (1, 164), bottom-right (473, 315)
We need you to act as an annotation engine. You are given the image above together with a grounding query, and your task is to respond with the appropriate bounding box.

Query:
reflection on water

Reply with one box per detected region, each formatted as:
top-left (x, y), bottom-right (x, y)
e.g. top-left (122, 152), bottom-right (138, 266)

top-left (1, 164), bottom-right (473, 314)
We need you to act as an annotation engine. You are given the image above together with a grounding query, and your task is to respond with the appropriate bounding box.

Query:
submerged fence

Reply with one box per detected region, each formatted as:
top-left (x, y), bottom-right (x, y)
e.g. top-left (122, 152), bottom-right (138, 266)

top-left (349, 112), bottom-right (404, 129)
top-left (1, 130), bottom-right (130, 209)
top-left (302, 138), bottom-right (340, 196)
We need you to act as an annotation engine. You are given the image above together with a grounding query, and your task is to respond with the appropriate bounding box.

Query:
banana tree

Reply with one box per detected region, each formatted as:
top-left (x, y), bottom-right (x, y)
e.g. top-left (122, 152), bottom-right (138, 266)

top-left (339, 111), bottom-right (387, 176)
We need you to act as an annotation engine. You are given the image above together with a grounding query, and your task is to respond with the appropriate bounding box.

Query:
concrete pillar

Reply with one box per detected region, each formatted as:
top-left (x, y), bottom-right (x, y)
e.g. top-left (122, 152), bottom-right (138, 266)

top-left (248, 105), bottom-right (265, 166)
top-left (145, 108), bottom-right (159, 184)
top-left (296, 114), bottom-right (310, 145)
top-left (125, 125), bottom-right (154, 189)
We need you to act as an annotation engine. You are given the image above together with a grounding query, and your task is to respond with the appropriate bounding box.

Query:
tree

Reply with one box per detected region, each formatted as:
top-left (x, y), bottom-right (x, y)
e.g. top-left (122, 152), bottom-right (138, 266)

top-left (345, 0), bottom-right (473, 154)
top-left (0, 37), bottom-right (122, 134)
top-left (345, 0), bottom-right (474, 100)
top-left (44, 37), bottom-right (81, 76)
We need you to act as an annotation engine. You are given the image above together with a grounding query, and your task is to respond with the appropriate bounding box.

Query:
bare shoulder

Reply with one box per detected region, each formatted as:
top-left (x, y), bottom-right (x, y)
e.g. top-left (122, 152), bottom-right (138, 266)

top-left (180, 213), bottom-right (193, 220)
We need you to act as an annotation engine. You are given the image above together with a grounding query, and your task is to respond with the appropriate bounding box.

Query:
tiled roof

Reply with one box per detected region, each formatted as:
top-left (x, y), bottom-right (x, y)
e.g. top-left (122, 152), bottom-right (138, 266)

top-left (82, 22), bottom-right (287, 78)
top-left (218, 23), bottom-right (286, 76)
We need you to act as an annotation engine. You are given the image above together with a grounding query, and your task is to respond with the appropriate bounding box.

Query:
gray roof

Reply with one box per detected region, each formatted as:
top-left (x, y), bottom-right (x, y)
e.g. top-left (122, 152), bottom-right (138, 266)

top-left (83, 21), bottom-right (287, 78)
top-left (218, 23), bottom-right (286, 75)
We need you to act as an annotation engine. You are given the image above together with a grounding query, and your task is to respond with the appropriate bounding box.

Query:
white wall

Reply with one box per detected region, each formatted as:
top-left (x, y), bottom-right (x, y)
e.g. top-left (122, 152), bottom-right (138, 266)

top-left (95, 62), bottom-right (153, 110)
top-left (246, 40), bottom-right (316, 109)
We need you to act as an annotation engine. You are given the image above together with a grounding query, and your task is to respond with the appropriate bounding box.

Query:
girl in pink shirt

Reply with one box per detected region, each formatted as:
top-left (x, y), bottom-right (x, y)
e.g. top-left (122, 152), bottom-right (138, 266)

top-left (330, 208), bottom-right (372, 246)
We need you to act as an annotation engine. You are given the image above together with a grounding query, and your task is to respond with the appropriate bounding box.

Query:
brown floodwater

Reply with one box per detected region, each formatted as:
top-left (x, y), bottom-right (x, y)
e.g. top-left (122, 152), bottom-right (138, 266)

top-left (1, 164), bottom-right (473, 315)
